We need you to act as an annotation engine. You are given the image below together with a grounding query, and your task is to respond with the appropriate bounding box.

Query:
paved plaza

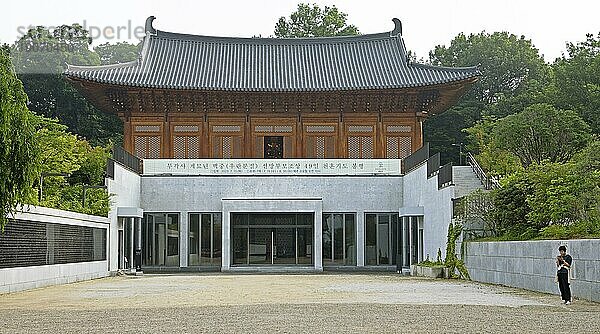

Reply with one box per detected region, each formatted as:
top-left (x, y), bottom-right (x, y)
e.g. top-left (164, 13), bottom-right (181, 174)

top-left (1, 274), bottom-right (599, 333)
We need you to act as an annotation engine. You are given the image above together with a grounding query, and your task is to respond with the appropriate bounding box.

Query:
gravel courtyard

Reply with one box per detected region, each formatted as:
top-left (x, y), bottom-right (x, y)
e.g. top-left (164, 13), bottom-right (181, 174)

top-left (1, 273), bottom-right (599, 333)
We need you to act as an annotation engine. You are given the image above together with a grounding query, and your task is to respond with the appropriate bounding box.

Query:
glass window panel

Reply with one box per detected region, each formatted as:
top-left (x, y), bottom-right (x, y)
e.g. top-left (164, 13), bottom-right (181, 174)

top-left (154, 214), bottom-right (166, 266)
top-left (232, 226), bottom-right (248, 265)
top-left (378, 219), bottom-right (390, 265)
top-left (333, 214), bottom-right (344, 264)
top-left (297, 214), bottom-right (313, 227)
top-left (411, 217), bottom-right (418, 265)
top-left (273, 228), bottom-right (295, 264)
top-left (166, 213), bottom-right (179, 267)
top-left (189, 214), bottom-right (200, 266)
top-left (249, 228), bottom-right (271, 265)
top-left (344, 214), bottom-right (356, 265)
top-left (201, 214), bottom-right (211, 264)
top-left (213, 213), bottom-right (222, 265)
top-left (297, 227), bottom-right (313, 265)
top-left (124, 219), bottom-right (132, 269)
top-left (391, 214), bottom-right (398, 266)
top-left (365, 214), bottom-right (377, 265)
top-left (322, 214), bottom-right (333, 262)
top-left (402, 218), bottom-right (410, 267)
top-left (233, 213), bottom-right (248, 227)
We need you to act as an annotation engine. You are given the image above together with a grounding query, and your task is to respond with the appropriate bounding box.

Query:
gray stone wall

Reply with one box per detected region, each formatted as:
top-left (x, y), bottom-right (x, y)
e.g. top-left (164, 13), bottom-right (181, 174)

top-left (141, 176), bottom-right (403, 212)
top-left (465, 240), bottom-right (600, 302)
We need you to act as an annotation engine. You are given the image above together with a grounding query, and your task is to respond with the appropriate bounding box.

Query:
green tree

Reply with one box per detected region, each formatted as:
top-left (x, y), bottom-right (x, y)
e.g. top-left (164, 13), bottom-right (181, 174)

top-left (464, 117), bottom-right (522, 176)
top-left (274, 3), bottom-right (359, 38)
top-left (94, 42), bottom-right (139, 65)
top-left (0, 46), bottom-right (40, 229)
top-left (491, 171), bottom-right (535, 239)
top-left (429, 32), bottom-right (548, 105)
top-left (553, 33), bottom-right (600, 134)
top-left (10, 24), bottom-right (123, 146)
top-left (32, 115), bottom-right (110, 216)
top-left (425, 31), bottom-right (549, 164)
top-left (492, 103), bottom-right (592, 167)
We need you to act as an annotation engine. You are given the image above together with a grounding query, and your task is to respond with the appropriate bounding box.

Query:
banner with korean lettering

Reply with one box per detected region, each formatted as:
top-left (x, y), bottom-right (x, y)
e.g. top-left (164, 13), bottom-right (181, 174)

top-left (142, 159), bottom-right (402, 176)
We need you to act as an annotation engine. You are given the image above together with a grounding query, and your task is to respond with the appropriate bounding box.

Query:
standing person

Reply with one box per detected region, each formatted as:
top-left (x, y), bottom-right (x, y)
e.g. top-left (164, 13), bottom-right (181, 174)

top-left (556, 245), bottom-right (573, 304)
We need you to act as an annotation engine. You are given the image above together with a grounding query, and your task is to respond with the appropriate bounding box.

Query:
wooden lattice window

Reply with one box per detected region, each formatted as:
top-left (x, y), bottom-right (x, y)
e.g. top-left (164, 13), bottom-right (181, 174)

top-left (346, 123), bottom-right (375, 158)
top-left (304, 123), bottom-right (336, 158)
top-left (172, 124), bottom-right (201, 158)
top-left (305, 136), bottom-right (335, 158)
top-left (347, 136), bottom-right (373, 158)
top-left (133, 124), bottom-right (162, 158)
top-left (210, 123), bottom-right (244, 158)
top-left (385, 124), bottom-right (412, 159)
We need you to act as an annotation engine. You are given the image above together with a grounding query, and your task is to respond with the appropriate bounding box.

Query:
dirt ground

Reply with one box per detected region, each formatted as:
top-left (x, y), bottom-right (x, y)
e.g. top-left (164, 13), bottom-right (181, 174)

top-left (1, 273), bottom-right (599, 333)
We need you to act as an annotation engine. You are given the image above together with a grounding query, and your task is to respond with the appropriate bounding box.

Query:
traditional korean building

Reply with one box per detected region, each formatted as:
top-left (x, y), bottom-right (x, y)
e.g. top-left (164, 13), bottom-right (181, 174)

top-left (66, 16), bottom-right (477, 161)
top-left (64, 17), bottom-right (480, 273)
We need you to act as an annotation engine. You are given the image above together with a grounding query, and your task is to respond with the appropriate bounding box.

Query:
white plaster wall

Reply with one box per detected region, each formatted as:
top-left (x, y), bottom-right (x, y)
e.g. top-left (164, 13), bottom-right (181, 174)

top-left (401, 163), bottom-right (455, 261)
top-left (106, 163), bottom-right (142, 271)
top-left (0, 206), bottom-right (110, 294)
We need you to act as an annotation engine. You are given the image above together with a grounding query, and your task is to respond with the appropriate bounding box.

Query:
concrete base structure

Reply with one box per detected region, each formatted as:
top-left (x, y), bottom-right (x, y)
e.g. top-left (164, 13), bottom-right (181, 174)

top-left (0, 206), bottom-right (110, 294)
top-left (106, 157), bottom-right (464, 273)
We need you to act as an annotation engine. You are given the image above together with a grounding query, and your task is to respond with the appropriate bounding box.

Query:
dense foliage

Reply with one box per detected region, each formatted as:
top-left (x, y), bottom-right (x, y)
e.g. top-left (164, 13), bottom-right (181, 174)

top-left (0, 46), bottom-right (40, 229)
top-left (10, 25), bottom-right (124, 146)
top-left (425, 32), bottom-right (548, 164)
top-left (1, 48), bottom-right (110, 224)
top-left (274, 3), bottom-right (359, 38)
top-left (33, 116), bottom-right (111, 216)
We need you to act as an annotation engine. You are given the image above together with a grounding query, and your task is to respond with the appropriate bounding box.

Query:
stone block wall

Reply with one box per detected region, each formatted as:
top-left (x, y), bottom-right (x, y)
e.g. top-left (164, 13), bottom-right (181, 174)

top-left (465, 239), bottom-right (600, 302)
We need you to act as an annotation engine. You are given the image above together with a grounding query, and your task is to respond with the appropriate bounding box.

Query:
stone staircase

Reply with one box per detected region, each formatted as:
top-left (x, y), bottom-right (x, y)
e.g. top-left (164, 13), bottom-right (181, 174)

top-left (452, 166), bottom-right (486, 198)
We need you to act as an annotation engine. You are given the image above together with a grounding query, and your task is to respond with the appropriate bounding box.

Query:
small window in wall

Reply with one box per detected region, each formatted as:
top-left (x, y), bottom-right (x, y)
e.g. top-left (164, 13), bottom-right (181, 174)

top-left (264, 136), bottom-right (284, 159)
top-left (322, 213), bottom-right (356, 266)
top-left (365, 213), bottom-right (398, 266)
top-left (189, 213), bottom-right (222, 266)
top-left (142, 213), bottom-right (180, 267)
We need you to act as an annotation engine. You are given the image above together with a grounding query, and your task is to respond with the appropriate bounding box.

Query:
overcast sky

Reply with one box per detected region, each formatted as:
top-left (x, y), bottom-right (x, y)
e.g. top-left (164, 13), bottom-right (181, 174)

top-left (3, 0), bottom-right (600, 62)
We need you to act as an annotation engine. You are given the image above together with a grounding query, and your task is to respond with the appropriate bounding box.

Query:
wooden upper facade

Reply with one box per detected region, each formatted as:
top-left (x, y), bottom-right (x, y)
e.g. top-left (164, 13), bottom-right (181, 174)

top-left (65, 17), bottom-right (478, 159)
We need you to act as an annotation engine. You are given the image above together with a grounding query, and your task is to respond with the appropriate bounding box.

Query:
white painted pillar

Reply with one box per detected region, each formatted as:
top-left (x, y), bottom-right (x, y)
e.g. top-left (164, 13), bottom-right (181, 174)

top-left (314, 207), bottom-right (323, 271)
top-left (356, 210), bottom-right (365, 266)
top-left (180, 211), bottom-right (188, 268)
top-left (222, 210), bottom-right (231, 270)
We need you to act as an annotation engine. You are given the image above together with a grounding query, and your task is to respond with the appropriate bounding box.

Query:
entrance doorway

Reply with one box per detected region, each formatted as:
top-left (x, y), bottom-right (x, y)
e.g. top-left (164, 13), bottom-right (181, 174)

top-left (232, 213), bottom-right (313, 266)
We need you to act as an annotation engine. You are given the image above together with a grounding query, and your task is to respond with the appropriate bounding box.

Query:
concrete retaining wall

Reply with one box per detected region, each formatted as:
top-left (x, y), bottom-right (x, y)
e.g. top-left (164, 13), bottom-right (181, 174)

top-left (0, 261), bottom-right (108, 294)
top-left (465, 239), bottom-right (600, 302)
top-left (0, 206), bottom-right (110, 294)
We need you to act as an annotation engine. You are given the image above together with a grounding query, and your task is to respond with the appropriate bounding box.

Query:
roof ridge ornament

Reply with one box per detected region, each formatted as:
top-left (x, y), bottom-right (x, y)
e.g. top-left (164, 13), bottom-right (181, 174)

top-left (145, 16), bottom-right (157, 35)
top-left (391, 18), bottom-right (402, 37)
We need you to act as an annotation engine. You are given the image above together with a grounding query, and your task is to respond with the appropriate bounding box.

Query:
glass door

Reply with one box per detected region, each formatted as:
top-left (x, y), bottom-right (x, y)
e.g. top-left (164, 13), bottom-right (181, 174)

top-left (248, 228), bottom-right (272, 265)
top-left (231, 213), bottom-right (313, 266)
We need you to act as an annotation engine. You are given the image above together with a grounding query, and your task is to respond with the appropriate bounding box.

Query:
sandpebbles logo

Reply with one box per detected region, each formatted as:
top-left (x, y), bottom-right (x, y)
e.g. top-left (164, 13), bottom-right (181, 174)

top-left (15, 20), bottom-right (146, 47)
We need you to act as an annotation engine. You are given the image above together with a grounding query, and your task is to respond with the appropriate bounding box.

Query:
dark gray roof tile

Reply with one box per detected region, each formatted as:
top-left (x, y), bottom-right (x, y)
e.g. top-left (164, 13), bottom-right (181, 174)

top-left (65, 20), bottom-right (479, 91)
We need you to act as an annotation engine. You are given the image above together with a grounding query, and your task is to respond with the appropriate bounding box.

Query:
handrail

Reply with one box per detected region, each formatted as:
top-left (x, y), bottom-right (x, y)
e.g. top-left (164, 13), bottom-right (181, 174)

top-left (112, 146), bottom-right (143, 174)
top-left (438, 162), bottom-right (453, 189)
top-left (465, 152), bottom-right (500, 190)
